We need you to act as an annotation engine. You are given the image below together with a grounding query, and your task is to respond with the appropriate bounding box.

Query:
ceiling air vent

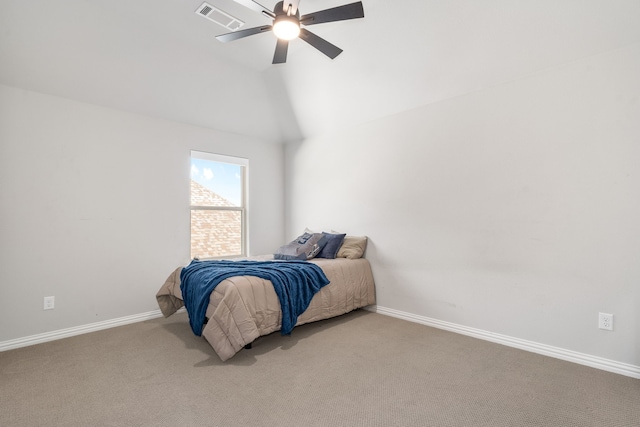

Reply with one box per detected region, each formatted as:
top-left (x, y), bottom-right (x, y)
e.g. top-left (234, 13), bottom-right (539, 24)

top-left (196, 2), bottom-right (245, 31)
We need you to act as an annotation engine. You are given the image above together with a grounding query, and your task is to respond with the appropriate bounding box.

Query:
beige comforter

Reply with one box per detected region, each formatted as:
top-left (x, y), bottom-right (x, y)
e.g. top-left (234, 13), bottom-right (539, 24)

top-left (156, 257), bottom-right (376, 361)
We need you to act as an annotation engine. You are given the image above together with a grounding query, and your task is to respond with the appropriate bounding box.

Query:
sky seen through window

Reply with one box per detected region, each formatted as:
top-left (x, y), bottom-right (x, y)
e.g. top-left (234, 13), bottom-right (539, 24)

top-left (190, 158), bottom-right (242, 206)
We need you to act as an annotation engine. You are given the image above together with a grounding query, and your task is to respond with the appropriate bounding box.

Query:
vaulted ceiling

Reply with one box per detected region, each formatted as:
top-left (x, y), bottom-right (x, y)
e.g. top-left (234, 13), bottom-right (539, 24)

top-left (2, 0), bottom-right (639, 143)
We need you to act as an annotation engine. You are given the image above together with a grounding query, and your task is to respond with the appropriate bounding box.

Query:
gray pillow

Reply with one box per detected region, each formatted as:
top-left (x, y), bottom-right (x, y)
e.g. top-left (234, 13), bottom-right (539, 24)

top-left (316, 233), bottom-right (346, 259)
top-left (274, 232), bottom-right (324, 260)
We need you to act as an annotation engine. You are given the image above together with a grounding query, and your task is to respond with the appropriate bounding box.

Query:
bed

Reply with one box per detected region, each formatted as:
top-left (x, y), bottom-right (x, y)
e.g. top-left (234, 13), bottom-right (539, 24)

top-left (156, 255), bottom-right (376, 361)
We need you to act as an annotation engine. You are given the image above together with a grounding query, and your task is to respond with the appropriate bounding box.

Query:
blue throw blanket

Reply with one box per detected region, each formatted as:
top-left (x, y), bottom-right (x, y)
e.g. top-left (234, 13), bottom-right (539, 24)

top-left (180, 259), bottom-right (330, 337)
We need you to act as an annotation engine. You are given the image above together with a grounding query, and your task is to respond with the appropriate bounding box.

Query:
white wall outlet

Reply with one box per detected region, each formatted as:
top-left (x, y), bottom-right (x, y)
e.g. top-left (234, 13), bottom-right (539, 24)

top-left (598, 312), bottom-right (613, 331)
top-left (44, 296), bottom-right (55, 310)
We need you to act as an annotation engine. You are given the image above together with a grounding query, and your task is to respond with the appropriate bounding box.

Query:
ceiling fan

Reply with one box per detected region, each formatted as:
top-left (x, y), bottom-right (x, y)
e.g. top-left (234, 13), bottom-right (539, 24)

top-left (216, 0), bottom-right (365, 64)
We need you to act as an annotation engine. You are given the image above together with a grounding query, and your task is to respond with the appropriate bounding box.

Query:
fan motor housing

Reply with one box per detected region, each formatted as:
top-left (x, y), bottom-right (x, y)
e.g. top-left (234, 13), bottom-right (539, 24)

top-left (274, 1), bottom-right (300, 19)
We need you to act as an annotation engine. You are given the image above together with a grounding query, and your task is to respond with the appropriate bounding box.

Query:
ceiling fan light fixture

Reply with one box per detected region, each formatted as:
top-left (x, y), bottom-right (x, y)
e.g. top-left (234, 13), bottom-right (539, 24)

top-left (216, 0), bottom-right (365, 64)
top-left (273, 16), bottom-right (300, 40)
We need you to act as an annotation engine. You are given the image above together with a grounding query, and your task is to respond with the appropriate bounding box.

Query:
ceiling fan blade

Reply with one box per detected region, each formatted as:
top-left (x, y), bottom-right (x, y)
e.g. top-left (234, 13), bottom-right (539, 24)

top-left (299, 28), bottom-right (343, 59)
top-left (232, 0), bottom-right (275, 18)
top-left (281, 0), bottom-right (300, 15)
top-left (300, 1), bottom-right (364, 26)
top-left (216, 25), bottom-right (272, 43)
top-left (273, 39), bottom-right (289, 64)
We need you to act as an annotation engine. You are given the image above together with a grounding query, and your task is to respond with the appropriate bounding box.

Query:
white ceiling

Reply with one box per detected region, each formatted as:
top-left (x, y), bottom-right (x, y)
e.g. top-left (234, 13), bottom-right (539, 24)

top-left (2, 0), bottom-right (640, 143)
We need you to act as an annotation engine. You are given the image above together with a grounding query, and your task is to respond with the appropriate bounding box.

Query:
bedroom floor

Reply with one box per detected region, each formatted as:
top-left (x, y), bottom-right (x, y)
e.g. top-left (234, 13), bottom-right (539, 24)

top-left (1, 310), bottom-right (638, 426)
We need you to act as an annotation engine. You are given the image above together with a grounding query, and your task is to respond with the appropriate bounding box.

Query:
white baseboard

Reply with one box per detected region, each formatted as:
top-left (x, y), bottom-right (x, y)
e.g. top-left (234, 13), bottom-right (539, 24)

top-left (366, 305), bottom-right (640, 379)
top-left (0, 310), bottom-right (166, 352)
top-left (3, 305), bottom-right (639, 379)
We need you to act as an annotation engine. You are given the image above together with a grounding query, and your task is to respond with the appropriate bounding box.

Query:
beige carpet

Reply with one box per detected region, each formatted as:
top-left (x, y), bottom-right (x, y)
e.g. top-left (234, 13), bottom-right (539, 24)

top-left (1, 310), bottom-right (638, 427)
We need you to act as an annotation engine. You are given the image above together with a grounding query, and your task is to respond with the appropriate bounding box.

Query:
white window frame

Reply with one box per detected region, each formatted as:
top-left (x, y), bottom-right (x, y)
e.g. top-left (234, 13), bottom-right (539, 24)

top-left (190, 150), bottom-right (248, 259)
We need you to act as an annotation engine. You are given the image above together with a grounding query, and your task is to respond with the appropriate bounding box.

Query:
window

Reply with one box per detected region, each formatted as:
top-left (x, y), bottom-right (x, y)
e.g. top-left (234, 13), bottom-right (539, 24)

top-left (190, 151), bottom-right (247, 259)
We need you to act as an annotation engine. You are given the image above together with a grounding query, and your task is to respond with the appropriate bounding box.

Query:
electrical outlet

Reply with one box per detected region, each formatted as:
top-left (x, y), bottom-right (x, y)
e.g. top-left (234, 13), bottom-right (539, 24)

top-left (598, 312), bottom-right (613, 331)
top-left (44, 296), bottom-right (55, 310)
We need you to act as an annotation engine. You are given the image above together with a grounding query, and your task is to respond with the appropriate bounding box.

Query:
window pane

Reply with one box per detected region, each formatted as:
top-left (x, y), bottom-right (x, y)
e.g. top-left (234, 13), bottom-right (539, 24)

top-left (191, 209), bottom-right (242, 258)
top-left (190, 158), bottom-right (242, 207)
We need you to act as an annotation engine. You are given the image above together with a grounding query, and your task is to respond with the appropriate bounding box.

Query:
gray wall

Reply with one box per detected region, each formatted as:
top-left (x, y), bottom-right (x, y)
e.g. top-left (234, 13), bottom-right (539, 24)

top-left (0, 84), bottom-right (284, 342)
top-left (285, 44), bottom-right (640, 366)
